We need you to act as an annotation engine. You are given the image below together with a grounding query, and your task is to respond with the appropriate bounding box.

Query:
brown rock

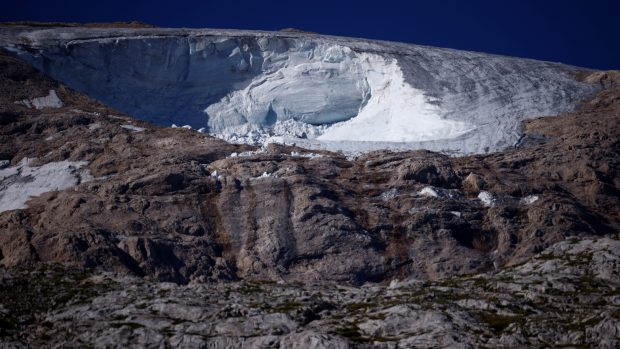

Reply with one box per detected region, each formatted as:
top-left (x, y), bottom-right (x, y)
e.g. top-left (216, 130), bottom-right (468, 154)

top-left (462, 173), bottom-right (487, 195)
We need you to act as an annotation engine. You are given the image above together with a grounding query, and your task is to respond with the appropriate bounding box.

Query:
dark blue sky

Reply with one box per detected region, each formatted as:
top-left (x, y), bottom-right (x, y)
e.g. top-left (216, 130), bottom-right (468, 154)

top-left (3, 0), bottom-right (619, 69)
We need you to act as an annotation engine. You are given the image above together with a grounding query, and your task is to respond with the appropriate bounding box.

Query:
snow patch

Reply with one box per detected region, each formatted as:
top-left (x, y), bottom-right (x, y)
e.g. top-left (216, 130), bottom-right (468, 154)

top-left (228, 147), bottom-right (267, 158)
top-left (419, 186), bottom-right (442, 198)
top-left (0, 158), bottom-right (91, 213)
top-left (478, 191), bottom-right (498, 207)
top-left (380, 188), bottom-right (398, 201)
top-left (209, 52), bottom-right (472, 147)
top-left (418, 186), bottom-right (463, 200)
top-left (254, 172), bottom-right (276, 179)
top-left (290, 151), bottom-right (322, 159)
top-left (520, 195), bottom-right (540, 205)
top-left (15, 90), bottom-right (63, 109)
top-left (120, 124), bottom-right (145, 132)
top-left (32, 90), bottom-right (63, 109)
top-left (210, 170), bottom-right (222, 181)
top-left (215, 120), bottom-right (330, 146)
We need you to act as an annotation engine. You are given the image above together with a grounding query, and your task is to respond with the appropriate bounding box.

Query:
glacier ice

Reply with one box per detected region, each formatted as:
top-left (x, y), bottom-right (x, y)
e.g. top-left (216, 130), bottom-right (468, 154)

top-left (0, 27), bottom-right (599, 154)
top-left (318, 53), bottom-right (473, 142)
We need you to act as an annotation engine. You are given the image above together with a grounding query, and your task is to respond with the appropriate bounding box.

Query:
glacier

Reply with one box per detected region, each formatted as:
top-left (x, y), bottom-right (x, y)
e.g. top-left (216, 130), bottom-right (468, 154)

top-left (0, 27), bottom-right (599, 154)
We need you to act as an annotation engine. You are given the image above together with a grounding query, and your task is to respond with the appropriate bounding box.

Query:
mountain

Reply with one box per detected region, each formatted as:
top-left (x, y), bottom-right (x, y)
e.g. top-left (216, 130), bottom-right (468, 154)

top-left (0, 24), bottom-right (619, 348)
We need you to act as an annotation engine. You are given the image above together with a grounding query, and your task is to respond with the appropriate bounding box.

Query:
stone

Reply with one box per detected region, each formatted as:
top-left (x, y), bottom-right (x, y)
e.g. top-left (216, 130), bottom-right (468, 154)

top-left (462, 173), bottom-right (487, 195)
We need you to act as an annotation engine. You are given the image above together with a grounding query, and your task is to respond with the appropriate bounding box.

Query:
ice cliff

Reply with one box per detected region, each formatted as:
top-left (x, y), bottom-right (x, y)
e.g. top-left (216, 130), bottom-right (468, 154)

top-left (0, 27), bottom-right (598, 154)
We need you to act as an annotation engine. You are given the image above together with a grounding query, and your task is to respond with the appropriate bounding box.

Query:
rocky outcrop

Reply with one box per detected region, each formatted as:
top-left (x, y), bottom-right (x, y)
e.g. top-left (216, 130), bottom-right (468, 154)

top-left (1, 50), bottom-right (618, 286)
top-left (2, 237), bottom-right (619, 348)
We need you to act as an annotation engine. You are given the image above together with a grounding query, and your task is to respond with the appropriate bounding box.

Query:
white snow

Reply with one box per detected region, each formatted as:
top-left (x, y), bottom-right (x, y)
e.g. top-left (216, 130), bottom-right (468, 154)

top-left (520, 195), bottom-right (540, 205)
top-left (0, 158), bottom-right (91, 213)
top-left (290, 151), bottom-right (322, 159)
top-left (478, 191), bottom-right (498, 207)
top-left (120, 124), bottom-right (145, 132)
top-left (318, 53), bottom-right (472, 143)
top-left (254, 172), bottom-right (276, 179)
top-left (32, 90), bottom-right (63, 109)
top-left (228, 148), bottom-right (267, 158)
top-left (419, 186), bottom-right (442, 198)
top-left (380, 188), bottom-right (398, 201)
top-left (15, 90), bottom-right (63, 109)
top-left (210, 170), bottom-right (223, 181)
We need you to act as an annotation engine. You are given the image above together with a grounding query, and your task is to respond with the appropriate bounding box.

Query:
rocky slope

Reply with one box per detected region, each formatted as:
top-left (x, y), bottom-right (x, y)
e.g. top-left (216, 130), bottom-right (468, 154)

top-left (1, 48), bottom-right (618, 285)
top-left (0, 25), bottom-right (619, 348)
top-left (2, 237), bottom-right (619, 348)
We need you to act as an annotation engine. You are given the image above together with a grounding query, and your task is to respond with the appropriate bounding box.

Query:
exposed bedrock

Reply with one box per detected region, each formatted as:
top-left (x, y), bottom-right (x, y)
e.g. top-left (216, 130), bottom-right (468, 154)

top-left (0, 36), bottom-right (618, 286)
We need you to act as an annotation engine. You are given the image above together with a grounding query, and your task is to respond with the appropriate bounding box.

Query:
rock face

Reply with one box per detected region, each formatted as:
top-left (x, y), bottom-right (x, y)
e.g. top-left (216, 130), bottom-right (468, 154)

top-left (0, 27), bottom-right (597, 154)
top-left (0, 48), bottom-right (618, 285)
top-left (2, 237), bottom-right (619, 348)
